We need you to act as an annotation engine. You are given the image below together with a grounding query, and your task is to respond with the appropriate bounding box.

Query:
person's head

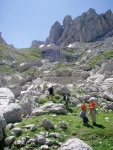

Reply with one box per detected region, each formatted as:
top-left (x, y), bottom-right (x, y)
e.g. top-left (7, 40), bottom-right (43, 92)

top-left (82, 101), bottom-right (85, 104)
top-left (89, 97), bottom-right (95, 103)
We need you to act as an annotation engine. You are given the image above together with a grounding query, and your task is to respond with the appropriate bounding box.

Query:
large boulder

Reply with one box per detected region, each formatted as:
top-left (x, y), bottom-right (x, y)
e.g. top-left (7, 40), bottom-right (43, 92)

top-left (80, 64), bottom-right (91, 71)
top-left (0, 88), bottom-right (22, 124)
top-left (0, 87), bottom-right (15, 105)
top-left (41, 118), bottom-right (54, 130)
top-left (56, 86), bottom-right (70, 95)
top-left (19, 61), bottom-right (43, 72)
top-left (103, 91), bottom-right (113, 101)
top-left (19, 93), bottom-right (38, 116)
top-left (8, 74), bottom-right (25, 86)
top-left (9, 84), bottom-right (21, 97)
top-left (10, 61), bottom-right (20, 71)
top-left (31, 108), bottom-right (48, 116)
top-left (100, 61), bottom-right (113, 73)
top-left (40, 102), bottom-right (67, 114)
top-left (19, 63), bottom-right (31, 72)
top-left (0, 76), bottom-right (8, 87)
top-left (56, 69), bottom-right (72, 77)
top-left (1, 104), bottom-right (22, 124)
top-left (59, 138), bottom-right (93, 150)
top-left (5, 136), bottom-right (15, 147)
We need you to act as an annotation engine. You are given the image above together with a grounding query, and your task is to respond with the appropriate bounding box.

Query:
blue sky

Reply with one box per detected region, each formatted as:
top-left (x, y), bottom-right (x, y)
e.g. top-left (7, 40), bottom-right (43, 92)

top-left (0, 0), bottom-right (113, 48)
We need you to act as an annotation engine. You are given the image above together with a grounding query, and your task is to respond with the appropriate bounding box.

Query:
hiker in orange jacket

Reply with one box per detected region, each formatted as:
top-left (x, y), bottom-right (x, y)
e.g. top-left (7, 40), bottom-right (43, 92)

top-left (81, 101), bottom-right (87, 112)
top-left (80, 101), bottom-right (89, 125)
top-left (88, 97), bottom-right (97, 125)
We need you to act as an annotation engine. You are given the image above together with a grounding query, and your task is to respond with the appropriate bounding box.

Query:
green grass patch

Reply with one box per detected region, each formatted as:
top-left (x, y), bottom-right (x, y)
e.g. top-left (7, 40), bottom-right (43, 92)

top-left (88, 49), bottom-right (113, 68)
top-left (63, 48), bottom-right (77, 56)
top-left (5, 106), bottom-right (113, 150)
top-left (0, 65), bottom-right (16, 75)
top-left (18, 48), bottom-right (43, 62)
top-left (0, 44), bottom-right (43, 63)
top-left (52, 62), bottom-right (68, 70)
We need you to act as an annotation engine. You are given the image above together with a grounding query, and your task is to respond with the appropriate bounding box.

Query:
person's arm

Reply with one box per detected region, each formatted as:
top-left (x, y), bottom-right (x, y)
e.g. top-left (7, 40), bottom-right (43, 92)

top-left (81, 105), bottom-right (83, 110)
top-left (94, 102), bottom-right (97, 107)
top-left (88, 104), bottom-right (93, 109)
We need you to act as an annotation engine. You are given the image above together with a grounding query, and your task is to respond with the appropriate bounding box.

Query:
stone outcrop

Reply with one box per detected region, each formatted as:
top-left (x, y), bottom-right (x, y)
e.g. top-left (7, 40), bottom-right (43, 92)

top-left (41, 118), bottom-right (54, 130)
top-left (8, 74), bottom-right (25, 86)
top-left (46, 8), bottom-right (113, 46)
top-left (46, 21), bottom-right (64, 45)
top-left (1, 104), bottom-right (22, 124)
top-left (0, 87), bottom-right (15, 105)
top-left (39, 102), bottom-right (67, 114)
top-left (48, 68), bottom-right (90, 85)
top-left (0, 88), bottom-right (22, 124)
top-left (99, 61), bottom-right (113, 73)
top-left (19, 60), bottom-right (43, 72)
top-left (31, 40), bottom-right (45, 48)
top-left (42, 49), bottom-right (67, 62)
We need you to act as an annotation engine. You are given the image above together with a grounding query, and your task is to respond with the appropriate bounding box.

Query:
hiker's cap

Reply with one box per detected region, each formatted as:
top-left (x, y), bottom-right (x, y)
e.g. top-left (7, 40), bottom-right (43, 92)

top-left (89, 97), bottom-right (95, 102)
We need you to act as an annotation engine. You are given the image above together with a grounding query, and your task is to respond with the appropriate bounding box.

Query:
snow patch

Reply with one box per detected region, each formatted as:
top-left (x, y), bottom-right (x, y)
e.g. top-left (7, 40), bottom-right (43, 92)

top-left (39, 45), bottom-right (45, 48)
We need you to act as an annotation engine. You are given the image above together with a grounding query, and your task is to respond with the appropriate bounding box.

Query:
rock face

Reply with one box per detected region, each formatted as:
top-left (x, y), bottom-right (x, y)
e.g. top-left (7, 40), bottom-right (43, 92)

top-left (0, 88), bottom-right (22, 124)
top-left (42, 49), bottom-right (67, 62)
top-left (46, 8), bottom-right (113, 46)
top-left (46, 21), bottom-right (64, 45)
top-left (31, 40), bottom-right (45, 48)
top-left (19, 61), bottom-right (43, 72)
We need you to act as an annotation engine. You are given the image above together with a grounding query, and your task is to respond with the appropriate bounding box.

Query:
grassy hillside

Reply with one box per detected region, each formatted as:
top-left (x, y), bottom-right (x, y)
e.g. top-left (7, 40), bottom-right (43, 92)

top-left (87, 49), bottom-right (113, 68)
top-left (18, 48), bottom-right (42, 62)
top-left (5, 101), bottom-right (113, 150)
top-left (0, 44), bottom-right (42, 63)
top-left (0, 65), bottom-right (16, 75)
top-left (0, 44), bottom-right (44, 75)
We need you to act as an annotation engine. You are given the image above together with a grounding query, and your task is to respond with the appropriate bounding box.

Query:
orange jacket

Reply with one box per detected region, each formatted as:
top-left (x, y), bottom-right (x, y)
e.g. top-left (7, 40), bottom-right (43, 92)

top-left (88, 102), bottom-right (97, 110)
top-left (81, 104), bottom-right (86, 111)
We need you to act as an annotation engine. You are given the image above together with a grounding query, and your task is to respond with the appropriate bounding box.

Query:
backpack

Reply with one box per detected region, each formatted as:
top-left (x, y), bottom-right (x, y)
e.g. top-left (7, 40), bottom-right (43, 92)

top-left (48, 88), bottom-right (50, 92)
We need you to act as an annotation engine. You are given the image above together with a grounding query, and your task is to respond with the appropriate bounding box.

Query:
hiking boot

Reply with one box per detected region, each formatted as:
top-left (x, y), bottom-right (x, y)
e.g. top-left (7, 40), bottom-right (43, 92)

top-left (93, 122), bottom-right (96, 125)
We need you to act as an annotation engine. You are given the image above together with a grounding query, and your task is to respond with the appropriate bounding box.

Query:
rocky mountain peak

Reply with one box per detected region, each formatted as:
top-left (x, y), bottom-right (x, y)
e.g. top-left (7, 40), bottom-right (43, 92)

top-left (87, 8), bottom-right (97, 15)
top-left (63, 15), bottom-right (72, 27)
top-left (45, 8), bottom-right (113, 46)
top-left (46, 21), bottom-right (64, 44)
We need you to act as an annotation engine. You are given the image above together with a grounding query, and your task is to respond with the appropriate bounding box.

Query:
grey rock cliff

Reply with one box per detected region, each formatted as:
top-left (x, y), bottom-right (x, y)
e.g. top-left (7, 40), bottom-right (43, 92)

top-left (47, 8), bottom-right (113, 46)
top-left (46, 21), bottom-right (64, 45)
top-left (31, 40), bottom-right (45, 48)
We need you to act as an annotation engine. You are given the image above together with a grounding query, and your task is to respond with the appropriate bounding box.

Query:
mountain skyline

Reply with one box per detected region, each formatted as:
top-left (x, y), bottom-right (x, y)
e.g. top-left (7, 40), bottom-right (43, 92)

top-left (1, 0), bottom-right (113, 48)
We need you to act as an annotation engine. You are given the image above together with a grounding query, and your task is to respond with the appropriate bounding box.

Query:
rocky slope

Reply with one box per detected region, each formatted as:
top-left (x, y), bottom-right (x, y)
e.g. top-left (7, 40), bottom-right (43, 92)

top-left (0, 35), bottom-right (113, 149)
top-left (0, 8), bottom-right (113, 149)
